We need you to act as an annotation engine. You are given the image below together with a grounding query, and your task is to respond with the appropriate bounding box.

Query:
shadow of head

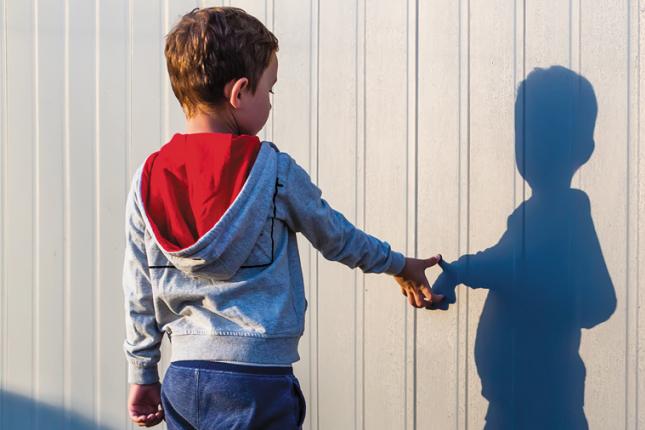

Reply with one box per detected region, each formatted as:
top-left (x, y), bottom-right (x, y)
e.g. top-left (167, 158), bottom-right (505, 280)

top-left (515, 66), bottom-right (597, 192)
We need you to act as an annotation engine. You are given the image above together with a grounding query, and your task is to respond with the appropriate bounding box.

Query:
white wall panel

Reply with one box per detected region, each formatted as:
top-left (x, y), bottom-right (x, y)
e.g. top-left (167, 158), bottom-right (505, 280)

top-left (364, 0), bottom-right (409, 428)
top-left (316, 1), bottom-right (358, 428)
top-left (417, 0), bottom-right (460, 428)
top-left (66, 0), bottom-right (97, 427)
top-left (3, 0), bottom-right (36, 428)
top-left (34, 0), bottom-right (66, 428)
top-left (97, 0), bottom-right (128, 427)
top-left (1, 1), bottom-right (642, 429)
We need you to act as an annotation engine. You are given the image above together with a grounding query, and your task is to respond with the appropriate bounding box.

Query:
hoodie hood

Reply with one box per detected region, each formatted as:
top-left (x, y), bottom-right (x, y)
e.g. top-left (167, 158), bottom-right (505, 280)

top-left (137, 132), bottom-right (278, 280)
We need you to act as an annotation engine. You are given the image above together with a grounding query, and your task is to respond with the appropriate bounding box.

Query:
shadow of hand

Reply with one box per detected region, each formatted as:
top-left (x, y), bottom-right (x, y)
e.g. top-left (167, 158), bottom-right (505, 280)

top-left (426, 259), bottom-right (459, 311)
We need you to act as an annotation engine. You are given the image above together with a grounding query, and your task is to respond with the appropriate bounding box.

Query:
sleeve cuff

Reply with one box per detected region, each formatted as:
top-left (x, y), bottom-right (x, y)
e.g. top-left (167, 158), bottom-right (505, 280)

top-left (385, 251), bottom-right (406, 276)
top-left (128, 363), bottom-right (159, 385)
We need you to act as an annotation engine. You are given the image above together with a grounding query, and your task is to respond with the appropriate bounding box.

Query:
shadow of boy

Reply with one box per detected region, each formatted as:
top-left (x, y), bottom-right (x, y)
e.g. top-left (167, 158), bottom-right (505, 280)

top-left (432, 66), bottom-right (616, 430)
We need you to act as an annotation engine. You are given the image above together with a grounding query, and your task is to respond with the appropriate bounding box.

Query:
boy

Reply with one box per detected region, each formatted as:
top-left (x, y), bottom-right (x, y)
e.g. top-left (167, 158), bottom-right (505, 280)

top-left (123, 7), bottom-right (443, 429)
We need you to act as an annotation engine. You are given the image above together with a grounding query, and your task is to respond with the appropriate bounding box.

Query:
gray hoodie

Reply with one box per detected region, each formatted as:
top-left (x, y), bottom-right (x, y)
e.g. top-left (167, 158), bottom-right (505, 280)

top-left (122, 136), bottom-right (406, 384)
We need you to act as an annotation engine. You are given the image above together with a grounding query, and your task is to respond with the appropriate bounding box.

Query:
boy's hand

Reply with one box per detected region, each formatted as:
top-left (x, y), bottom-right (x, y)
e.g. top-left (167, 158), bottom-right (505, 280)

top-left (128, 383), bottom-right (164, 427)
top-left (394, 255), bottom-right (444, 309)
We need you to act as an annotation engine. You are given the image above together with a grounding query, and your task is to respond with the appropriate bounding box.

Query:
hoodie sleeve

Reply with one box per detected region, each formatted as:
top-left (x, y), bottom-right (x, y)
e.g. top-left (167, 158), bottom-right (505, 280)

top-left (122, 175), bottom-right (163, 384)
top-left (275, 152), bottom-right (406, 275)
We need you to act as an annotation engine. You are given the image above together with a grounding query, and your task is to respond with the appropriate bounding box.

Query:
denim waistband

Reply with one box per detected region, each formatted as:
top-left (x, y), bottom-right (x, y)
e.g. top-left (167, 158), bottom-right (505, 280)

top-left (170, 360), bottom-right (294, 376)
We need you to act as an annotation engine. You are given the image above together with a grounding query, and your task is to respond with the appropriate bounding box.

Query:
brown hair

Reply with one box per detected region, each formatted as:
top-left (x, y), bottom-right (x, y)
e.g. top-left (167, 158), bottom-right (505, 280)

top-left (164, 7), bottom-right (279, 117)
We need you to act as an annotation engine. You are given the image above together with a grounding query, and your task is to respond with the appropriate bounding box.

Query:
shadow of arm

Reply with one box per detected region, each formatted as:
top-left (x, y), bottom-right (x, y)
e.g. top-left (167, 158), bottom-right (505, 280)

top-left (432, 239), bottom-right (511, 307)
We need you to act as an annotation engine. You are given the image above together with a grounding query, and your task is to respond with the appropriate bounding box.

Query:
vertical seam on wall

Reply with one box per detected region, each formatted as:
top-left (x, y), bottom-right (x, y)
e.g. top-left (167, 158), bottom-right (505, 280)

top-left (415, 0), bottom-right (420, 424)
top-left (33, 0), bottom-right (40, 407)
top-left (512, 0), bottom-right (517, 417)
top-left (578, 0), bottom-right (581, 78)
top-left (457, 0), bottom-right (473, 425)
top-left (578, 0), bottom-right (582, 189)
top-left (569, 0), bottom-right (572, 68)
top-left (413, 0), bottom-right (420, 426)
top-left (457, 0), bottom-right (473, 424)
top-left (457, 0), bottom-right (462, 424)
top-left (361, 0), bottom-right (367, 426)
top-left (513, 0), bottom-right (517, 210)
top-left (125, 0), bottom-right (133, 426)
top-left (63, 0), bottom-right (71, 421)
top-left (520, 0), bottom-right (526, 270)
top-left (626, 0), bottom-right (631, 426)
top-left (636, 0), bottom-right (641, 423)
top-left (94, 0), bottom-right (101, 427)
top-left (307, 0), bottom-right (314, 425)
top-left (404, 0), bottom-right (409, 427)
top-left (314, 1), bottom-right (320, 428)
top-left (0, 0), bottom-right (7, 422)
top-left (126, 0), bottom-right (132, 184)
top-left (307, 0), bottom-right (316, 426)
top-left (465, 0), bottom-right (471, 426)
top-left (354, 0), bottom-right (360, 427)
top-left (517, 0), bottom-right (527, 418)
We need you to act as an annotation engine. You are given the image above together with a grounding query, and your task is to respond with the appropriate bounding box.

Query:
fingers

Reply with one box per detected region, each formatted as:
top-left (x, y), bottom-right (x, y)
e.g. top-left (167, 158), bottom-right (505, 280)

top-left (426, 292), bottom-right (445, 308)
top-left (424, 254), bottom-right (442, 268)
top-left (130, 407), bottom-right (164, 427)
top-left (403, 279), bottom-right (445, 310)
top-left (422, 278), bottom-right (445, 305)
top-left (421, 285), bottom-right (444, 304)
top-left (408, 292), bottom-right (415, 307)
top-left (131, 412), bottom-right (164, 427)
top-left (409, 285), bottom-right (429, 308)
top-left (406, 287), bottom-right (445, 310)
top-left (413, 289), bottom-right (424, 307)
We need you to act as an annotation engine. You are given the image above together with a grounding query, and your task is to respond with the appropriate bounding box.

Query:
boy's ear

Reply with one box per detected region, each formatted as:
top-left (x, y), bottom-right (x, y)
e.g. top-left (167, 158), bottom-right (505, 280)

top-left (226, 77), bottom-right (249, 109)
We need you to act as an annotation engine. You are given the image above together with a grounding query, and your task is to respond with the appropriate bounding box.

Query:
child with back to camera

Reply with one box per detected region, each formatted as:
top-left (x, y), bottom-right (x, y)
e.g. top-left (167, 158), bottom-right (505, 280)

top-left (122, 7), bottom-right (444, 429)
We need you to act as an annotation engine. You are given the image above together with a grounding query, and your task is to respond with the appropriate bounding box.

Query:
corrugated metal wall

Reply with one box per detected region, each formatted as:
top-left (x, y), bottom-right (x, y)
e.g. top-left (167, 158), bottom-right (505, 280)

top-left (0, 0), bottom-right (643, 429)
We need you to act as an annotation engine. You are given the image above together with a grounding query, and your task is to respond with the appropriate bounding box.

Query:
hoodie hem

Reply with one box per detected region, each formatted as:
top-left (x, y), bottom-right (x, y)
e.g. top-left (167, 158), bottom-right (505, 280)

top-left (170, 333), bottom-right (301, 365)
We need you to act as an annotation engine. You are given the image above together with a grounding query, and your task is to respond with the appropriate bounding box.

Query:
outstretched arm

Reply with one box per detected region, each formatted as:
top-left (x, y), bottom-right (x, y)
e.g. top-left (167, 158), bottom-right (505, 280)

top-left (275, 152), bottom-right (405, 275)
top-left (274, 152), bottom-right (445, 308)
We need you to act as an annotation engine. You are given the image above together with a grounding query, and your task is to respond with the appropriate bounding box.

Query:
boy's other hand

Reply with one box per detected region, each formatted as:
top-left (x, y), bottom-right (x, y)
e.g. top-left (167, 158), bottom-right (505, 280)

top-left (394, 255), bottom-right (444, 309)
top-left (128, 383), bottom-right (164, 427)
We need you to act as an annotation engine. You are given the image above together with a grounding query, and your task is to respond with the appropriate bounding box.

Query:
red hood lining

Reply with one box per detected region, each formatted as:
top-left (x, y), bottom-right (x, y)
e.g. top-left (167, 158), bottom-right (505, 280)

top-left (141, 132), bottom-right (261, 252)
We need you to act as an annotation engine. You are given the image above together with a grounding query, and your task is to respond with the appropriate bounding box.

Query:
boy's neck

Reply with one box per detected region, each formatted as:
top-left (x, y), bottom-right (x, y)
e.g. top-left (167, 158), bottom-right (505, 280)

top-left (185, 110), bottom-right (239, 135)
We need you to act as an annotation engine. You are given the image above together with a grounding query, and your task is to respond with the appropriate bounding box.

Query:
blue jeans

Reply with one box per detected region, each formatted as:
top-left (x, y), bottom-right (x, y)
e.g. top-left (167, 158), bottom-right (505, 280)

top-left (160, 361), bottom-right (306, 430)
